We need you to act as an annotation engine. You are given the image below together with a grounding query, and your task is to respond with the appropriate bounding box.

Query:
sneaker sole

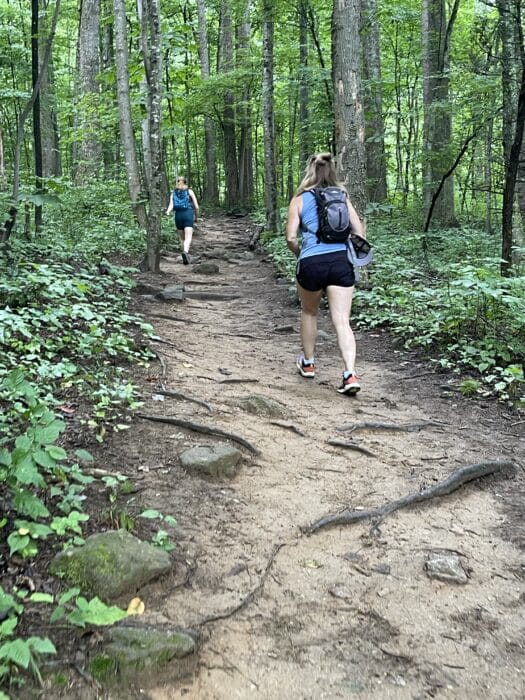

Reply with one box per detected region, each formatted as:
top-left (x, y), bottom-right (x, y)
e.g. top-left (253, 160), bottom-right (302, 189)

top-left (296, 360), bottom-right (315, 378)
top-left (182, 252), bottom-right (190, 265)
top-left (337, 383), bottom-right (361, 395)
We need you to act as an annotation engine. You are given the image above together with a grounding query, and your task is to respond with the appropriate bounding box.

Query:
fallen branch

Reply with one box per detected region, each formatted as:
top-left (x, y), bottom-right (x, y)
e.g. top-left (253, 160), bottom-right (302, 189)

top-left (135, 413), bottom-right (260, 454)
top-left (219, 378), bottom-right (259, 384)
top-left (157, 389), bottom-right (213, 413)
top-left (327, 439), bottom-right (377, 458)
top-left (336, 420), bottom-right (439, 433)
top-left (303, 460), bottom-right (514, 534)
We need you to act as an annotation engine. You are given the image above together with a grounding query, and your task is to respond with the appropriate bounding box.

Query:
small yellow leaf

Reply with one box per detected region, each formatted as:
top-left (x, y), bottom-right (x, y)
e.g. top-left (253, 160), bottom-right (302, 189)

top-left (182, 362), bottom-right (193, 368)
top-left (302, 559), bottom-right (322, 569)
top-left (18, 528), bottom-right (30, 536)
top-left (127, 597), bottom-right (145, 615)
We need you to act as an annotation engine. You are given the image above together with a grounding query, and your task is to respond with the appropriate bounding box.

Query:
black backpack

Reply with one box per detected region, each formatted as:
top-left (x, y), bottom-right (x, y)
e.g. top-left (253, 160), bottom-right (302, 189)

top-left (311, 187), bottom-right (351, 244)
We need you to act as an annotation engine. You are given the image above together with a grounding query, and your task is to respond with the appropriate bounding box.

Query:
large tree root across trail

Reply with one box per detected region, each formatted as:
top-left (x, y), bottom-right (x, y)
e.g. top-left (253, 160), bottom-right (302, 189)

top-left (135, 413), bottom-right (260, 455)
top-left (303, 460), bottom-right (515, 535)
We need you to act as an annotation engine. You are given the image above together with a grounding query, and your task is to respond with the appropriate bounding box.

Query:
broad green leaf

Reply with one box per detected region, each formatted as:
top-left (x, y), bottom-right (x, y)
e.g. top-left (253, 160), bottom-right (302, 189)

top-left (0, 639), bottom-right (32, 668)
top-left (29, 593), bottom-right (54, 604)
top-left (27, 637), bottom-right (56, 655)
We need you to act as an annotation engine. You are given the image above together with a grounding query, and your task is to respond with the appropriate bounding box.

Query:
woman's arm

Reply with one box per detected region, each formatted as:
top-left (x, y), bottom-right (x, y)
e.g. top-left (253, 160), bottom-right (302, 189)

top-left (189, 189), bottom-right (200, 221)
top-left (286, 196), bottom-right (302, 257)
top-left (166, 193), bottom-right (173, 216)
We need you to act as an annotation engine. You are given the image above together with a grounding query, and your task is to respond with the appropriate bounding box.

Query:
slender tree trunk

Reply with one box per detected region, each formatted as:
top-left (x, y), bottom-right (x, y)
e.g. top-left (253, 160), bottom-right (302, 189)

top-left (12, 0), bottom-right (60, 203)
top-left (141, 0), bottom-right (163, 272)
top-left (40, 0), bottom-right (61, 177)
top-left (113, 0), bottom-right (148, 231)
top-left (298, 0), bottom-right (310, 170)
top-left (74, 0), bottom-right (103, 181)
top-left (422, 0), bottom-right (459, 227)
top-left (262, 0), bottom-right (279, 232)
top-left (237, 0), bottom-right (254, 208)
top-left (220, 1), bottom-right (239, 208)
top-left (0, 127), bottom-right (5, 190)
top-left (332, 0), bottom-right (367, 219)
top-left (361, 0), bottom-right (387, 202)
top-left (196, 0), bottom-right (219, 205)
top-left (32, 0), bottom-right (43, 231)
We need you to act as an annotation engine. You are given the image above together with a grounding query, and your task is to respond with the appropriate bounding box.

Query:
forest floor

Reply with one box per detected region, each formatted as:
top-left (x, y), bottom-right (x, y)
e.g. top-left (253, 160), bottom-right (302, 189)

top-left (58, 215), bottom-right (524, 699)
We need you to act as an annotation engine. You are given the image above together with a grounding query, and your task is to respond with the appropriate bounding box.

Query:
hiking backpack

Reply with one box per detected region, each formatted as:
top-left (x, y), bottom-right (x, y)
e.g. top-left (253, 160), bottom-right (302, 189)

top-left (172, 188), bottom-right (190, 211)
top-left (311, 187), bottom-right (352, 244)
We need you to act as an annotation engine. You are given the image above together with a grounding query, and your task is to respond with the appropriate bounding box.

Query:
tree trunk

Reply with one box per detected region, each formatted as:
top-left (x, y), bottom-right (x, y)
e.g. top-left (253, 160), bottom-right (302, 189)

top-left (32, 0), bottom-right (43, 232)
top-left (422, 0), bottom-right (459, 227)
top-left (219, 1), bottom-right (239, 208)
top-left (498, 0), bottom-right (524, 274)
top-left (196, 0), bottom-right (219, 205)
top-left (141, 0), bottom-right (163, 272)
top-left (237, 0), bottom-right (254, 209)
top-left (262, 0), bottom-right (279, 232)
top-left (75, 0), bottom-right (103, 181)
top-left (12, 0), bottom-right (60, 203)
top-left (361, 0), bottom-right (387, 203)
top-left (113, 0), bottom-right (148, 231)
top-left (332, 0), bottom-right (367, 219)
top-left (298, 0), bottom-right (310, 170)
top-left (40, 0), bottom-right (61, 178)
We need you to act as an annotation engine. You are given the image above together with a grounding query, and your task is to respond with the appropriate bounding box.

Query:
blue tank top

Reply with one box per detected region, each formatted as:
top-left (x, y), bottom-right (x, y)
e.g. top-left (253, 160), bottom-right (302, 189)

top-left (298, 191), bottom-right (348, 260)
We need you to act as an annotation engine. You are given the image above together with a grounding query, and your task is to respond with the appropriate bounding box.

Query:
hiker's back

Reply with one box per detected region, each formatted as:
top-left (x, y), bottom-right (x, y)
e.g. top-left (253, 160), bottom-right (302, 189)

top-left (299, 191), bottom-right (347, 260)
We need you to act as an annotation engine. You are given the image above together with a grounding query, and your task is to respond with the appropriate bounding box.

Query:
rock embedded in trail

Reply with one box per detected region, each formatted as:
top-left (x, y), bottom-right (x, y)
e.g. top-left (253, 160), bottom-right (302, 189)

top-left (424, 551), bottom-right (468, 584)
top-left (192, 262), bottom-right (220, 275)
top-left (179, 443), bottom-right (242, 478)
top-left (90, 623), bottom-right (196, 682)
top-left (155, 285), bottom-right (186, 301)
top-left (231, 394), bottom-right (287, 419)
top-left (49, 530), bottom-right (172, 601)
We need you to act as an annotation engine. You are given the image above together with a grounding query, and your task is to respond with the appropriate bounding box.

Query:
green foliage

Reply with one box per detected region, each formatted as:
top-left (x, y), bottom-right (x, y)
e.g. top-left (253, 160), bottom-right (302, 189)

top-left (50, 589), bottom-right (128, 629)
top-left (139, 509), bottom-right (178, 552)
top-left (0, 586), bottom-right (56, 686)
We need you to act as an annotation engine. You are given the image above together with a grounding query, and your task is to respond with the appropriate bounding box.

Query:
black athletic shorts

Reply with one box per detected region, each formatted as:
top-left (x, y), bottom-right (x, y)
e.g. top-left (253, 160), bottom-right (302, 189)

top-left (296, 250), bottom-right (355, 291)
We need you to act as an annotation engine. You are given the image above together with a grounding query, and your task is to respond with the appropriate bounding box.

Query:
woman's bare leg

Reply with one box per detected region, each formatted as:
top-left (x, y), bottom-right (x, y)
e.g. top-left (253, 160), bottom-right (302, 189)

top-left (298, 285), bottom-right (323, 359)
top-left (326, 285), bottom-right (356, 373)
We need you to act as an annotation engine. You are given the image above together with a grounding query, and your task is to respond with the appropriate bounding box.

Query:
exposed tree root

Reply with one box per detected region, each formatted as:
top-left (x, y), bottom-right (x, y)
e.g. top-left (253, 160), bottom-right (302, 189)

top-left (269, 421), bottom-right (306, 437)
top-left (135, 413), bottom-right (260, 454)
top-left (327, 439), bottom-right (377, 457)
top-left (150, 349), bottom-right (167, 379)
top-left (148, 312), bottom-right (199, 324)
top-left (303, 460), bottom-right (515, 534)
top-left (157, 389), bottom-right (213, 412)
top-left (336, 420), bottom-right (439, 433)
top-left (196, 542), bottom-right (285, 626)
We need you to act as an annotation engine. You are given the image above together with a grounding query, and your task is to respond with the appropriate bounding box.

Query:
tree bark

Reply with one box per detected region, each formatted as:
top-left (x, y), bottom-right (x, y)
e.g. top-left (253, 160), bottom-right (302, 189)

top-left (421, 0), bottom-right (459, 227)
top-left (196, 0), bottom-right (219, 205)
top-left (32, 0), bottom-right (43, 231)
top-left (74, 0), bottom-right (103, 181)
top-left (298, 0), bottom-right (310, 170)
top-left (262, 0), bottom-right (279, 232)
top-left (219, 1), bottom-right (239, 208)
top-left (361, 0), bottom-right (387, 202)
top-left (113, 0), bottom-right (148, 231)
top-left (332, 0), bottom-right (367, 219)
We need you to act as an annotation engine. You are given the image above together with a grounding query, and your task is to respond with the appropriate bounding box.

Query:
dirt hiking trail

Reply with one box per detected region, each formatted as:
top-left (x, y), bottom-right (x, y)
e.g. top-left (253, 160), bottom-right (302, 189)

top-left (108, 215), bottom-right (523, 699)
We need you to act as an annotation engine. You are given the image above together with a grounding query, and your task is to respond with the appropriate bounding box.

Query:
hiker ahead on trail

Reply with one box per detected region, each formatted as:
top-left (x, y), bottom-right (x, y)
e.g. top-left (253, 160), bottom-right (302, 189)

top-left (166, 176), bottom-right (199, 265)
top-left (286, 152), bottom-right (366, 395)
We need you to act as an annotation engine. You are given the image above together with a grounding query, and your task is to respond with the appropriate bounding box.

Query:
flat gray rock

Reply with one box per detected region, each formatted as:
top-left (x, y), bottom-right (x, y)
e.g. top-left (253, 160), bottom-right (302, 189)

top-left (424, 551), bottom-right (468, 584)
top-left (192, 262), bottom-right (220, 275)
top-left (232, 394), bottom-right (286, 418)
top-left (180, 444), bottom-right (242, 478)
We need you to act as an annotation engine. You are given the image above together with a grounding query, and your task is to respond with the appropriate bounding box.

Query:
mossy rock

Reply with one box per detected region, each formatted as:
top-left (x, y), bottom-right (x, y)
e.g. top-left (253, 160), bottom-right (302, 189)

top-left (90, 625), bottom-right (196, 682)
top-left (49, 530), bottom-right (172, 601)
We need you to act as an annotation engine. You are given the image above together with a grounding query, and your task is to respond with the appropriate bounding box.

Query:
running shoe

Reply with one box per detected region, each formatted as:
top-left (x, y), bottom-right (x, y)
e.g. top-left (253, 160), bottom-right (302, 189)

top-left (296, 354), bottom-right (315, 378)
top-left (337, 373), bottom-right (361, 395)
top-left (182, 251), bottom-right (190, 265)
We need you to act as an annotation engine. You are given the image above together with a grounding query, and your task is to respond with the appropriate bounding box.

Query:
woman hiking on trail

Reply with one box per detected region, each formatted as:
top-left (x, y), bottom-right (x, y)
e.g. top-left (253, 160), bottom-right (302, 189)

top-left (166, 176), bottom-right (200, 265)
top-left (286, 152), bottom-right (365, 395)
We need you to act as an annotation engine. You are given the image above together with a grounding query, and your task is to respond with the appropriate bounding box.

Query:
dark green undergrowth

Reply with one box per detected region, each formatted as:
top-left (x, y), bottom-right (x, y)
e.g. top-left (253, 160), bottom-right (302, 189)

top-left (263, 212), bottom-right (525, 408)
top-left (0, 184), bottom-right (178, 695)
